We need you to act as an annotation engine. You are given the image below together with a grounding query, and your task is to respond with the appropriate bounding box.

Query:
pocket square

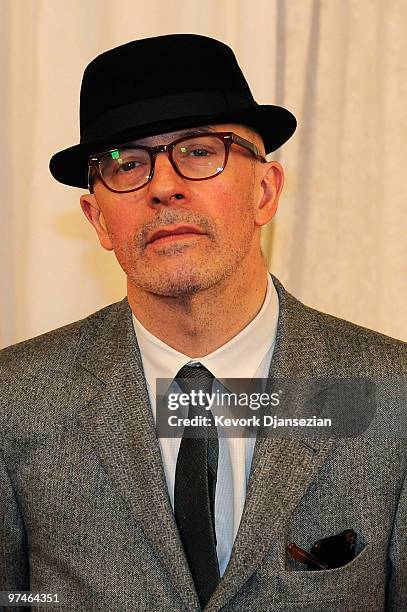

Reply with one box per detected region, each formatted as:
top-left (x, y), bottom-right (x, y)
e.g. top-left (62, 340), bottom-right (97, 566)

top-left (288, 529), bottom-right (357, 571)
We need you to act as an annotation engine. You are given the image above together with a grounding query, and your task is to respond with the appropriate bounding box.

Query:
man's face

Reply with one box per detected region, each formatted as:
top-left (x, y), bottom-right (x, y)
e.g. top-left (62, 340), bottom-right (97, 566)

top-left (80, 123), bottom-right (284, 298)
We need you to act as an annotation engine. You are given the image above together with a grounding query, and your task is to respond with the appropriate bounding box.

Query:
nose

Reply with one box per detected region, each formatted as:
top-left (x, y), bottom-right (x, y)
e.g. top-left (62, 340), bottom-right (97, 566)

top-left (146, 150), bottom-right (187, 207)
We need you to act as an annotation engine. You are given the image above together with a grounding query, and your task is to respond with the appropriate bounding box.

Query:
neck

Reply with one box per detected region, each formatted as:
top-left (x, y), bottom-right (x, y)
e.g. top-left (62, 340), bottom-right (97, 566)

top-left (128, 265), bottom-right (269, 357)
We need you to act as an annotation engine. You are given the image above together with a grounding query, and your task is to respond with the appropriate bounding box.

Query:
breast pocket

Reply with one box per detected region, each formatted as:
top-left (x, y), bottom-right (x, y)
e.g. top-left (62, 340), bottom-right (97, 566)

top-left (257, 544), bottom-right (385, 611)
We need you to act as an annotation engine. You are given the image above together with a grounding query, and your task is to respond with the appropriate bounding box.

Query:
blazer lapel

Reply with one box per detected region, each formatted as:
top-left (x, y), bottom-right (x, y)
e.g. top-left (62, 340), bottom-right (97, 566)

top-left (207, 277), bottom-right (336, 611)
top-left (76, 300), bottom-right (200, 612)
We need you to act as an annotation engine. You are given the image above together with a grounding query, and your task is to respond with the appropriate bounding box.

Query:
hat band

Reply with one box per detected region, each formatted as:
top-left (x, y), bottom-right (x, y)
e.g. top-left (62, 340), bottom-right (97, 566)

top-left (81, 91), bottom-right (256, 143)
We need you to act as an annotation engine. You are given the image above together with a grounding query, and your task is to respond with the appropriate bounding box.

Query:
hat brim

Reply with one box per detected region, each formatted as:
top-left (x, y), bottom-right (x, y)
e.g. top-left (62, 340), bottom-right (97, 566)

top-left (49, 105), bottom-right (296, 189)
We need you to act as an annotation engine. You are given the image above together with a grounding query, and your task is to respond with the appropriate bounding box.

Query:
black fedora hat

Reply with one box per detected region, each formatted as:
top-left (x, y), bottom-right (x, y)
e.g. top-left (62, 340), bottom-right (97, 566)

top-left (49, 34), bottom-right (296, 189)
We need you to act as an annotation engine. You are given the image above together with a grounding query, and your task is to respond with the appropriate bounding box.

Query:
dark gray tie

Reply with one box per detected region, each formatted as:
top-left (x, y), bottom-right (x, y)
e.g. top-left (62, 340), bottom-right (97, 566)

top-left (174, 364), bottom-right (220, 607)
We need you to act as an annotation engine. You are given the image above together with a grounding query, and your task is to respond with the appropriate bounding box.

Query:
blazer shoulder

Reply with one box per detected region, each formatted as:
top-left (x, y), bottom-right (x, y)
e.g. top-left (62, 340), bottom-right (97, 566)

top-left (311, 300), bottom-right (405, 342)
top-left (299, 298), bottom-right (406, 373)
top-left (0, 299), bottom-right (127, 379)
top-left (272, 276), bottom-right (407, 375)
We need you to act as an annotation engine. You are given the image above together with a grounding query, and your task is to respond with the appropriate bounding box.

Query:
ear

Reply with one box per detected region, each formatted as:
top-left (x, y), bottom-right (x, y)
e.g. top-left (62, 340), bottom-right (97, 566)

top-left (80, 193), bottom-right (114, 251)
top-left (255, 161), bottom-right (284, 227)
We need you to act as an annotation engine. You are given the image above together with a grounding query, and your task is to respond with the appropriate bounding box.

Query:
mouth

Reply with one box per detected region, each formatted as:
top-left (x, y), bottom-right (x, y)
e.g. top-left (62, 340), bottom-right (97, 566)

top-left (147, 224), bottom-right (206, 245)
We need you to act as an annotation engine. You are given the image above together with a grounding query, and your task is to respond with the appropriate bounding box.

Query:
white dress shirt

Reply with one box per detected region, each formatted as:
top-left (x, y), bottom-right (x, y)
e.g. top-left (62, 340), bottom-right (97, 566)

top-left (132, 273), bottom-right (279, 576)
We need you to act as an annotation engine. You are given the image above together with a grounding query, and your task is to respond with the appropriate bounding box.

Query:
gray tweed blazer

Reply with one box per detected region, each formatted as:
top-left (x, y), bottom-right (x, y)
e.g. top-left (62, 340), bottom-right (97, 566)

top-left (0, 277), bottom-right (406, 612)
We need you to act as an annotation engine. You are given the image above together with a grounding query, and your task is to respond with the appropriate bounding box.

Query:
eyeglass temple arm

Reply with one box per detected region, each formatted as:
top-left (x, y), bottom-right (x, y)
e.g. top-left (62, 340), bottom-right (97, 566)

top-left (288, 543), bottom-right (330, 570)
top-left (87, 166), bottom-right (95, 193)
top-left (232, 134), bottom-right (268, 162)
top-left (87, 156), bottom-right (102, 192)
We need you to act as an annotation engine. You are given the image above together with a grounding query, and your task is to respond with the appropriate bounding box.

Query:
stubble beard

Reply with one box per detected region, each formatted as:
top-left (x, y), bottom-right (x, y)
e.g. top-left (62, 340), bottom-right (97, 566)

top-left (114, 196), bottom-right (257, 299)
top-left (121, 234), bottom-right (253, 298)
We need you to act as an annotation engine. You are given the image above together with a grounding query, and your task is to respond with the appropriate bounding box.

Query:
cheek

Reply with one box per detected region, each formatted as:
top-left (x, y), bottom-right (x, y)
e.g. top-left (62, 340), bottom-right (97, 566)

top-left (94, 189), bottom-right (146, 239)
top-left (102, 207), bottom-right (142, 244)
top-left (205, 177), bottom-right (256, 231)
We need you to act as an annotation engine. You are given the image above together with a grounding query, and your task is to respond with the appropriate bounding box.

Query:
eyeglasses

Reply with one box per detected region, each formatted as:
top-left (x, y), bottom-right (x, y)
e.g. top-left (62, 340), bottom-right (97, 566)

top-left (87, 131), bottom-right (267, 193)
top-left (288, 529), bottom-right (357, 571)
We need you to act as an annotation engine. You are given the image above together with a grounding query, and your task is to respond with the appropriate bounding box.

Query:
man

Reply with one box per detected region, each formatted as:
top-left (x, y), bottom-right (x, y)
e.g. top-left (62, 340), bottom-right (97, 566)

top-left (0, 34), bottom-right (406, 612)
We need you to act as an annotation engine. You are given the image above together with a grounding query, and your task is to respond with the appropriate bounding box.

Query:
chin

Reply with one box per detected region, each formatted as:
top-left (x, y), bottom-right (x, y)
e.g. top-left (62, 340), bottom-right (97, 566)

top-left (129, 265), bottom-right (229, 298)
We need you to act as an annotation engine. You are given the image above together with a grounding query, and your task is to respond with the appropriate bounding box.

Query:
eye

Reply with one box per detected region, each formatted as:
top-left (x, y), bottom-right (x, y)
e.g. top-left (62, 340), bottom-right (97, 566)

top-left (178, 144), bottom-right (217, 159)
top-left (176, 136), bottom-right (223, 162)
top-left (187, 147), bottom-right (212, 157)
top-left (117, 159), bottom-right (143, 172)
top-left (106, 149), bottom-right (150, 175)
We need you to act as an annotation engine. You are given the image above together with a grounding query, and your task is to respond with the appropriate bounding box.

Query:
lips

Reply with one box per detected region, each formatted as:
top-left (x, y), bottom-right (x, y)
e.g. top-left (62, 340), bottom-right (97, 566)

top-left (147, 225), bottom-right (205, 244)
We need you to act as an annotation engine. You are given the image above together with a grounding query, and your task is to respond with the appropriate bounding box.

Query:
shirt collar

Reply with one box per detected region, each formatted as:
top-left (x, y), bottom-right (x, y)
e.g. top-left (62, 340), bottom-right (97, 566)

top-left (132, 273), bottom-right (279, 389)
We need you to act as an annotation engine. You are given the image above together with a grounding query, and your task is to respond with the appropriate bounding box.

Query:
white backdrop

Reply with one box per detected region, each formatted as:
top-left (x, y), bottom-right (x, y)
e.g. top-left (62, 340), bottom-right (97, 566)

top-left (1, 0), bottom-right (406, 348)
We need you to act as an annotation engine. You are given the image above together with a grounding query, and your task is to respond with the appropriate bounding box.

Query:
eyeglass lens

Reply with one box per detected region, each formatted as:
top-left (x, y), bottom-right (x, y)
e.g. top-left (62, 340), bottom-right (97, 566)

top-left (98, 135), bottom-right (227, 192)
top-left (309, 529), bottom-right (357, 569)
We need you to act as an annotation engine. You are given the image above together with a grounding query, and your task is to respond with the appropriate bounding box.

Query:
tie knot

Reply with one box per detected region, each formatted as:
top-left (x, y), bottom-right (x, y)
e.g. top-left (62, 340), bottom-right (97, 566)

top-left (175, 363), bottom-right (215, 396)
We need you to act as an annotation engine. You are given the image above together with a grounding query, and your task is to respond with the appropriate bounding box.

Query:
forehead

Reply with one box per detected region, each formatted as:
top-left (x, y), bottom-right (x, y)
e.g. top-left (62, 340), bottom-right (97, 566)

top-left (132, 126), bottom-right (215, 146)
top-left (125, 123), bottom-right (255, 147)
